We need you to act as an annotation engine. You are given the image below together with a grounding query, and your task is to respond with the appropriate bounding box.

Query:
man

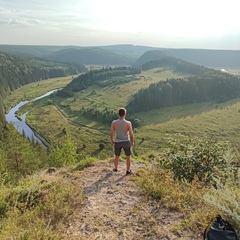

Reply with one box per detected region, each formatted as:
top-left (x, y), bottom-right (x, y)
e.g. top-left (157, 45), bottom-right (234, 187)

top-left (110, 108), bottom-right (134, 175)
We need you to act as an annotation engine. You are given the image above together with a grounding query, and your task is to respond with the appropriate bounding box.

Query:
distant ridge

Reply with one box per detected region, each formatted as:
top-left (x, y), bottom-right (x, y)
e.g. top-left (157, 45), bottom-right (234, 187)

top-left (43, 47), bottom-right (133, 65)
top-left (0, 44), bottom-right (240, 69)
top-left (100, 44), bottom-right (161, 58)
top-left (133, 50), bottom-right (168, 66)
top-left (161, 48), bottom-right (240, 69)
top-left (0, 44), bottom-right (68, 58)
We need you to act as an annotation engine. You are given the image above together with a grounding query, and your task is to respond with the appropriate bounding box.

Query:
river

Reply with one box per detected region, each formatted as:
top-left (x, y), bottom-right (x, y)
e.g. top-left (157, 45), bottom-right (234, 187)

top-left (5, 89), bottom-right (58, 147)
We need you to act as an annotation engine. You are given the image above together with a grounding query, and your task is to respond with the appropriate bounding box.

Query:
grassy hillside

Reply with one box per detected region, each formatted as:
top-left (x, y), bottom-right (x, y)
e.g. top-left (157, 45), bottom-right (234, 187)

top-left (4, 67), bottom-right (186, 156)
top-left (6, 62), bottom-right (240, 159)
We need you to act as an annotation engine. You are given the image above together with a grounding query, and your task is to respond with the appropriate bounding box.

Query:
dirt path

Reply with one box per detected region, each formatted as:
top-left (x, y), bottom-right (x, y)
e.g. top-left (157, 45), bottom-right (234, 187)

top-left (61, 159), bottom-right (198, 240)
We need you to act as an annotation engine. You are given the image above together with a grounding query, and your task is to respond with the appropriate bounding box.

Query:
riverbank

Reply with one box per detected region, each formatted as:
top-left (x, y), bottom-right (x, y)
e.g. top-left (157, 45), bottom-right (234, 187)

top-left (5, 89), bottom-right (59, 148)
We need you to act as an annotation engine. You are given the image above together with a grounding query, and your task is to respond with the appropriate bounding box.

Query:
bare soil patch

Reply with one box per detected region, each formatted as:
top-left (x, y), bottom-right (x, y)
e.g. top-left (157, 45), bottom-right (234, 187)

top-left (61, 159), bottom-right (200, 239)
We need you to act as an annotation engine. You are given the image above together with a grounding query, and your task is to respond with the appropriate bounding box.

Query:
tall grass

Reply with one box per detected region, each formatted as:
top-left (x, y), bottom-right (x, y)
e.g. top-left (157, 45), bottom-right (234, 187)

top-left (135, 139), bottom-right (240, 234)
top-left (203, 149), bottom-right (240, 229)
top-left (135, 166), bottom-right (218, 233)
top-left (0, 170), bottom-right (84, 240)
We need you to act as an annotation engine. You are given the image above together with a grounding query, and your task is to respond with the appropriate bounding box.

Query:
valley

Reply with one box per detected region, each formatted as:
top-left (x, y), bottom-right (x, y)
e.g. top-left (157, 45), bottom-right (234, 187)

top-left (4, 65), bottom-right (240, 159)
top-left (1, 44), bottom-right (240, 239)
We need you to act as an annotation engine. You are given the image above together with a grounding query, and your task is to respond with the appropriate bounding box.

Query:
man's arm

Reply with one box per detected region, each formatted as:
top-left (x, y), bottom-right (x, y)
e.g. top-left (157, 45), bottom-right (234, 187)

top-left (128, 122), bottom-right (134, 146)
top-left (110, 122), bottom-right (115, 146)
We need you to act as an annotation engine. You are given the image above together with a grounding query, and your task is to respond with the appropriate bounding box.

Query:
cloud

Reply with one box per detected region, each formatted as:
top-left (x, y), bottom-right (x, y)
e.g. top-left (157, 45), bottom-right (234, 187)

top-left (0, 0), bottom-right (240, 49)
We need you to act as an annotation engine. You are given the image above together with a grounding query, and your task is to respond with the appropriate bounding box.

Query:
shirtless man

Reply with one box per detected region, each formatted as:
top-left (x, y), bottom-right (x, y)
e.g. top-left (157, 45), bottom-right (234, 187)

top-left (110, 108), bottom-right (134, 175)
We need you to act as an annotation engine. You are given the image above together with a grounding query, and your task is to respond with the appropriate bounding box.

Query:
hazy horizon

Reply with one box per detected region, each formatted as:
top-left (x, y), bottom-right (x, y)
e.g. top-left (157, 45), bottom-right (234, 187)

top-left (1, 0), bottom-right (240, 50)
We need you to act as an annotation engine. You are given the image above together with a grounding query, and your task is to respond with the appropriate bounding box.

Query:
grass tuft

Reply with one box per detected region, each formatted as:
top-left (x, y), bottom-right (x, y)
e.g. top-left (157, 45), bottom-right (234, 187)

top-left (0, 170), bottom-right (84, 239)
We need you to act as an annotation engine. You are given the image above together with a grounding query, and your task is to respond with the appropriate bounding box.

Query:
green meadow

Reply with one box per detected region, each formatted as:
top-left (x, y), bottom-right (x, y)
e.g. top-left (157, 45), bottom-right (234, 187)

top-left (5, 68), bottom-right (240, 158)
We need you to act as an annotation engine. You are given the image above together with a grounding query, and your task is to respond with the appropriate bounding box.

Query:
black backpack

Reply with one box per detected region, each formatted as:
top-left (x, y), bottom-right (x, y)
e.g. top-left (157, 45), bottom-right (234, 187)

top-left (204, 215), bottom-right (239, 240)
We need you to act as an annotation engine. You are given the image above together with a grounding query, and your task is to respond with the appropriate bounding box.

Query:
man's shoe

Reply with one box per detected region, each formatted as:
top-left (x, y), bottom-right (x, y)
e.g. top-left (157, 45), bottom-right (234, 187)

top-left (126, 170), bottom-right (133, 175)
top-left (113, 168), bottom-right (118, 172)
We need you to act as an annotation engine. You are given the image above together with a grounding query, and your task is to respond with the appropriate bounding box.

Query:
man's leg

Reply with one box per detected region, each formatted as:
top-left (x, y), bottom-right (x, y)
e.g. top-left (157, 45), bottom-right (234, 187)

top-left (114, 143), bottom-right (121, 171)
top-left (126, 155), bottom-right (131, 172)
top-left (123, 141), bottom-right (132, 173)
top-left (114, 155), bottom-right (120, 170)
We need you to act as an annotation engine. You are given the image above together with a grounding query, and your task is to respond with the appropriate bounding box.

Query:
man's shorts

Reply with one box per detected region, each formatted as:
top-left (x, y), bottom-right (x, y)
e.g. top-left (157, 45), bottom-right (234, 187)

top-left (114, 141), bottom-right (131, 156)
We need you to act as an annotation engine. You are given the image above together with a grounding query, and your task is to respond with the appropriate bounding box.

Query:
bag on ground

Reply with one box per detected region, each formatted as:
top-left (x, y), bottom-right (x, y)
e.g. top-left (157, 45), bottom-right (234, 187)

top-left (203, 215), bottom-right (239, 240)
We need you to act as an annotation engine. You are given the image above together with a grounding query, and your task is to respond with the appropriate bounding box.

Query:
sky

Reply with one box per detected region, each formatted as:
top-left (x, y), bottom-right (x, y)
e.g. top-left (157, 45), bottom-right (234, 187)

top-left (0, 0), bottom-right (240, 50)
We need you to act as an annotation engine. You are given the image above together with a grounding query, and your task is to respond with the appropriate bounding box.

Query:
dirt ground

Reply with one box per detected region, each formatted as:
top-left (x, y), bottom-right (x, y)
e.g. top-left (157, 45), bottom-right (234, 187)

top-left (60, 159), bottom-right (201, 240)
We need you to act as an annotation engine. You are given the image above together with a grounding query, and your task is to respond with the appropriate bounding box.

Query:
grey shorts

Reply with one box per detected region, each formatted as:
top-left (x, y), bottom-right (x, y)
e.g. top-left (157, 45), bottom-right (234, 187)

top-left (114, 141), bottom-right (131, 156)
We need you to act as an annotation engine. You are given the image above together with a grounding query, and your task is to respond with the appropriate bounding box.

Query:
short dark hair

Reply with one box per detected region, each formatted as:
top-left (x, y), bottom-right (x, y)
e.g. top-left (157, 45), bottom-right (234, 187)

top-left (118, 108), bottom-right (126, 117)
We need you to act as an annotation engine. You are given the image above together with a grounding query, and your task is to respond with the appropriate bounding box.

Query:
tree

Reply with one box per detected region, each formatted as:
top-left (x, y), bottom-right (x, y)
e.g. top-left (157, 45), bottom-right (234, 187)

top-left (48, 136), bottom-right (78, 167)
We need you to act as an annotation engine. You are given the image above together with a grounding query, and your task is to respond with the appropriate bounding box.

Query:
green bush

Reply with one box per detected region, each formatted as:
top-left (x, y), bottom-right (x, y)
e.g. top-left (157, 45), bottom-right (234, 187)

top-left (74, 157), bottom-right (96, 171)
top-left (204, 150), bottom-right (240, 229)
top-left (48, 136), bottom-right (78, 167)
top-left (160, 135), bottom-right (234, 184)
top-left (99, 143), bottom-right (105, 149)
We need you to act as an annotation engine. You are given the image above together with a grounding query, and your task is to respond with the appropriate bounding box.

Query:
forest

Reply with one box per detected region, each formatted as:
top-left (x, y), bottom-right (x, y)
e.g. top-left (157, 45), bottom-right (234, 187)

top-left (57, 66), bottom-right (141, 97)
top-left (119, 57), bottom-right (240, 113)
top-left (127, 72), bottom-right (240, 113)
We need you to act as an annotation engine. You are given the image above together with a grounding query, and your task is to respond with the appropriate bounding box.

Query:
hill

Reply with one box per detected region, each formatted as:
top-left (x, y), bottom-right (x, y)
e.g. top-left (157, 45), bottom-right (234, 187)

top-left (42, 47), bottom-right (133, 65)
top-left (100, 44), bottom-right (161, 58)
top-left (161, 48), bottom-right (240, 69)
top-left (0, 44), bottom-right (69, 58)
top-left (0, 44), bottom-right (158, 60)
top-left (1, 44), bottom-right (240, 69)
top-left (0, 51), bottom-right (87, 100)
top-left (133, 49), bottom-right (240, 70)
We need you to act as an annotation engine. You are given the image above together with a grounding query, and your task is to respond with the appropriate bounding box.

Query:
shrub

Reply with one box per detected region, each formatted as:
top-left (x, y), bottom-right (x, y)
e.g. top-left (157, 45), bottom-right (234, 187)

top-left (159, 134), bottom-right (232, 184)
top-left (99, 143), bottom-right (105, 149)
top-left (74, 157), bottom-right (96, 171)
top-left (204, 150), bottom-right (240, 229)
top-left (48, 136), bottom-right (78, 167)
top-left (46, 99), bottom-right (53, 105)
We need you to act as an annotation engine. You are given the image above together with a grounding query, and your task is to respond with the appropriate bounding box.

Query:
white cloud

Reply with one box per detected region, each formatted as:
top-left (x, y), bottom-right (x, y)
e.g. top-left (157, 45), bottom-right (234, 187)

top-left (0, 0), bottom-right (240, 49)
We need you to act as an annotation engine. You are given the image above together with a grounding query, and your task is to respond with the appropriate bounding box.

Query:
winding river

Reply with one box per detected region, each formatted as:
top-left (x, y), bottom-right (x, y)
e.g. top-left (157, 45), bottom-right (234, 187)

top-left (5, 89), bottom-right (58, 147)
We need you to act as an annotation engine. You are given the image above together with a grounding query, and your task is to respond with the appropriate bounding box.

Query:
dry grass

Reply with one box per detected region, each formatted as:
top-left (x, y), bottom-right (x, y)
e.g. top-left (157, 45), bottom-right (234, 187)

top-left (135, 166), bottom-right (218, 233)
top-left (0, 169), bottom-right (84, 240)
